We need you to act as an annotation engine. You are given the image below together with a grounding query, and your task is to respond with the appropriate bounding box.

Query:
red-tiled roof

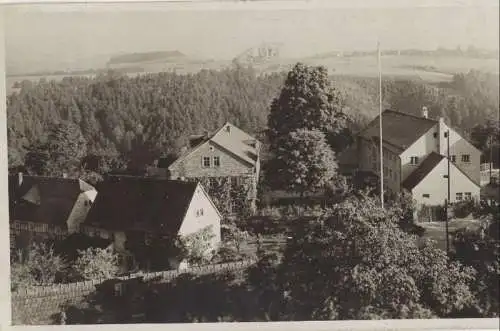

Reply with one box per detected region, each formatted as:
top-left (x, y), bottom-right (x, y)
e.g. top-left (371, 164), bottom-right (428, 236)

top-left (359, 109), bottom-right (437, 151)
top-left (84, 176), bottom-right (198, 235)
top-left (8, 175), bottom-right (95, 228)
top-left (402, 152), bottom-right (444, 190)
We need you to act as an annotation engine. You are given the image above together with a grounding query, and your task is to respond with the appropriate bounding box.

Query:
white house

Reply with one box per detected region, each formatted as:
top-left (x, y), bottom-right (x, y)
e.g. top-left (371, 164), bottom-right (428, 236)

top-left (355, 108), bottom-right (481, 210)
top-left (83, 176), bottom-right (222, 271)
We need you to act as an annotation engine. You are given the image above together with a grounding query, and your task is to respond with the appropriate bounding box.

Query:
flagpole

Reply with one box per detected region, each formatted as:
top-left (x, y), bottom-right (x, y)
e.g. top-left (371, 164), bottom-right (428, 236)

top-left (378, 41), bottom-right (384, 208)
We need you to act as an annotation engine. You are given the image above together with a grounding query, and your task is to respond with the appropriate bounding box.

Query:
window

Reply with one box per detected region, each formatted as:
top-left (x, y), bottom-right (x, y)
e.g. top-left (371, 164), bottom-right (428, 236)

top-left (422, 194), bottom-right (430, 198)
top-left (196, 208), bottom-right (204, 217)
top-left (433, 132), bottom-right (438, 138)
top-left (202, 156), bottom-right (211, 167)
top-left (461, 154), bottom-right (470, 163)
top-left (464, 192), bottom-right (472, 200)
top-left (213, 156), bottom-right (220, 167)
top-left (456, 192), bottom-right (463, 201)
top-left (410, 156), bottom-right (419, 165)
top-left (450, 155), bottom-right (456, 163)
top-left (208, 177), bottom-right (217, 188)
top-left (444, 132), bottom-right (448, 138)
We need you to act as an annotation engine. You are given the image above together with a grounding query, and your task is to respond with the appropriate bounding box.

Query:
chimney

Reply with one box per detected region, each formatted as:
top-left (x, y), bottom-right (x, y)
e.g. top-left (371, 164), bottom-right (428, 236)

top-left (18, 172), bottom-right (23, 187)
top-left (422, 106), bottom-right (429, 119)
top-left (203, 130), bottom-right (209, 138)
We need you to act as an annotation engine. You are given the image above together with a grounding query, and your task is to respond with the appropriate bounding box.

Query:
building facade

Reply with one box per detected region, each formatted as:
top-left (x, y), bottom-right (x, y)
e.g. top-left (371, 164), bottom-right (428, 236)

top-left (355, 108), bottom-right (481, 209)
top-left (83, 176), bottom-right (222, 271)
top-left (166, 122), bottom-right (261, 213)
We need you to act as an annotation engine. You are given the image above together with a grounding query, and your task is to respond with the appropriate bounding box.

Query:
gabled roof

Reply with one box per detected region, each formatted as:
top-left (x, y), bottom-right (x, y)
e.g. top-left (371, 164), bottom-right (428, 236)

top-left (169, 122), bottom-right (260, 170)
top-left (402, 152), bottom-right (481, 190)
top-left (359, 109), bottom-right (437, 152)
top-left (84, 176), bottom-right (202, 235)
top-left (402, 152), bottom-right (445, 190)
top-left (8, 175), bottom-right (96, 227)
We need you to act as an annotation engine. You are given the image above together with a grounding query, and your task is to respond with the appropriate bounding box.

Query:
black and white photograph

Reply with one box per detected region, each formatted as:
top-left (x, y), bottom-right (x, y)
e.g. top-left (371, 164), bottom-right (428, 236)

top-left (2, 0), bottom-right (499, 328)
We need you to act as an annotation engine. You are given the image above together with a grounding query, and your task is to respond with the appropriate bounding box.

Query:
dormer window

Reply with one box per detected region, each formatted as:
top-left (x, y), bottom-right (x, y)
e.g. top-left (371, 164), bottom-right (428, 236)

top-left (410, 156), bottom-right (419, 165)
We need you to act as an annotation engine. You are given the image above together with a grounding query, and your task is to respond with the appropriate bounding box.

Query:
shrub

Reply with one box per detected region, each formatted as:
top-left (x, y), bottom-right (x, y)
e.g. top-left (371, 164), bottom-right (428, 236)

top-left (72, 247), bottom-right (120, 280)
top-left (11, 242), bottom-right (67, 290)
top-left (452, 200), bottom-right (478, 219)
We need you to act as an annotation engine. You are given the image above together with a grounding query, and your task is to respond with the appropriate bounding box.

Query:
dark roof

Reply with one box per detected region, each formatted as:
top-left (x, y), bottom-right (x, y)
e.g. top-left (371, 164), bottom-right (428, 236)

top-left (402, 152), bottom-right (445, 190)
top-left (84, 177), bottom-right (198, 235)
top-left (359, 109), bottom-right (437, 151)
top-left (8, 175), bottom-right (95, 227)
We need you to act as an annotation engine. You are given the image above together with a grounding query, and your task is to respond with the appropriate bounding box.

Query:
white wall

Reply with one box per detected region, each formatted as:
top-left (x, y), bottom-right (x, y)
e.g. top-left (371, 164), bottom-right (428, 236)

top-left (438, 120), bottom-right (480, 185)
top-left (400, 125), bottom-right (439, 181)
top-left (66, 189), bottom-right (97, 233)
top-left (411, 158), bottom-right (480, 206)
top-left (178, 185), bottom-right (222, 252)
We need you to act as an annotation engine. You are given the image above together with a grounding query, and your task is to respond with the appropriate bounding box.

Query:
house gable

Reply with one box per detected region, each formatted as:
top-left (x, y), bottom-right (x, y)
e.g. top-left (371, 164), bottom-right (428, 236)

top-left (399, 124), bottom-right (440, 181)
top-left (169, 140), bottom-right (254, 179)
top-left (178, 183), bottom-right (222, 250)
top-left (410, 157), bottom-right (480, 206)
top-left (168, 122), bottom-right (260, 176)
top-left (438, 122), bottom-right (481, 184)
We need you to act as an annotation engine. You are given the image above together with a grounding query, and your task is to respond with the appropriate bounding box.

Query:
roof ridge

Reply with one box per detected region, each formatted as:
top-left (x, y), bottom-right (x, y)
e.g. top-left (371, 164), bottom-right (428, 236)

top-left (384, 109), bottom-right (438, 123)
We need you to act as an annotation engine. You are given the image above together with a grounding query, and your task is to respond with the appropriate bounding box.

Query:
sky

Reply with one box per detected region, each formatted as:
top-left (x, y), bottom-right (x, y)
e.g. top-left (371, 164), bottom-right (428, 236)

top-left (4, 1), bottom-right (499, 75)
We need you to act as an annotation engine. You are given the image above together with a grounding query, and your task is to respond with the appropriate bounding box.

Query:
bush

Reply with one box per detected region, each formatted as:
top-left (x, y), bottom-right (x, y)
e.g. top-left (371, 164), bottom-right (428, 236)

top-left (72, 247), bottom-right (120, 280)
top-left (10, 242), bottom-right (67, 290)
top-left (453, 200), bottom-right (478, 219)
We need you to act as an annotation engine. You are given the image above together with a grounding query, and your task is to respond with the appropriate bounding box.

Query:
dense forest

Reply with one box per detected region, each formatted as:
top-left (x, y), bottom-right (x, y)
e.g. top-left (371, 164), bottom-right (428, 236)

top-left (6, 66), bottom-right (499, 174)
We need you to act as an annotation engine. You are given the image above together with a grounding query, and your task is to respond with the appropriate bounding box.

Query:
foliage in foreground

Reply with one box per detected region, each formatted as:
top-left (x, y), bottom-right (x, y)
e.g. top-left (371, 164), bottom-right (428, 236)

top-left (274, 194), bottom-right (478, 320)
top-left (11, 242), bottom-right (67, 290)
top-left (453, 214), bottom-right (500, 317)
top-left (72, 247), bottom-right (120, 281)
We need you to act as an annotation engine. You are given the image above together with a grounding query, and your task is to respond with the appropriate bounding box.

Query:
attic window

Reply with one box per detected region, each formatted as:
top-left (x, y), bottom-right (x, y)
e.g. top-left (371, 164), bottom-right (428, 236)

top-left (433, 132), bottom-right (438, 138)
top-left (209, 146), bottom-right (214, 151)
top-left (410, 156), bottom-right (419, 165)
top-left (422, 194), bottom-right (430, 198)
top-left (226, 126), bottom-right (231, 133)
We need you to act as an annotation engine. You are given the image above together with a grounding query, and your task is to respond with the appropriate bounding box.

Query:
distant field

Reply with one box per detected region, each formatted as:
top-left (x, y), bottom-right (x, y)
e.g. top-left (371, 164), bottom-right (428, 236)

top-left (6, 55), bottom-right (499, 95)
